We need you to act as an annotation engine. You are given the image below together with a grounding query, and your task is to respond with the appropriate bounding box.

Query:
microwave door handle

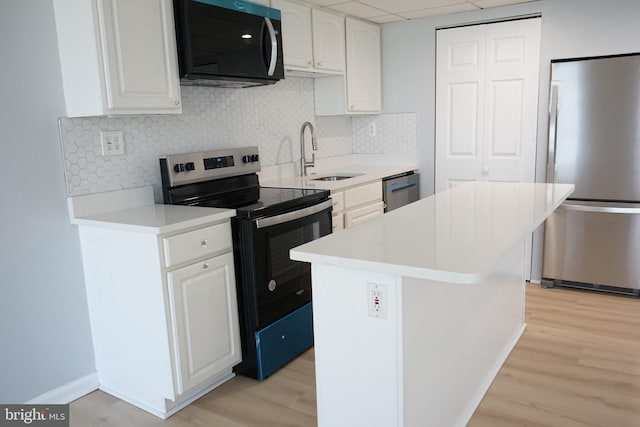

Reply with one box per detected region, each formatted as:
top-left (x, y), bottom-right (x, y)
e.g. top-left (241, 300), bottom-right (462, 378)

top-left (264, 17), bottom-right (278, 76)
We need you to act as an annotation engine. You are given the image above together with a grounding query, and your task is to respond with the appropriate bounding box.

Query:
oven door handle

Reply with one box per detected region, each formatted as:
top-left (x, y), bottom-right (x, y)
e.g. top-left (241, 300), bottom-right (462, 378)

top-left (255, 199), bottom-right (333, 229)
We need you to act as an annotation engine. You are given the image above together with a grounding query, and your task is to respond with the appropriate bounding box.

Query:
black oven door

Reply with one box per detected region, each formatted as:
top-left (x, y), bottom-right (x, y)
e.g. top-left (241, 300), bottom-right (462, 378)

top-left (245, 199), bottom-right (332, 329)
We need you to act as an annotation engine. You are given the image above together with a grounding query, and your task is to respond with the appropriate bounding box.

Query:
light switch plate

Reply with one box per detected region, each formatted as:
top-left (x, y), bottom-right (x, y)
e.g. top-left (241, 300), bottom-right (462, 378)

top-left (100, 131), bottom-right (125, 156)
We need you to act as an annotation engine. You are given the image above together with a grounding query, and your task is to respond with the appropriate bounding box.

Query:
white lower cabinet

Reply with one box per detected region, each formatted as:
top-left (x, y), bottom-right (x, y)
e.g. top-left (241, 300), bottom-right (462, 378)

top-left (77, 217), bottom-right (240, 418)
top-left (331, 180), bottom-right (384, 231)
top-left (166, 252), bottom-right (240, 395)
top-left (344, 202), bottom-right (384, 227)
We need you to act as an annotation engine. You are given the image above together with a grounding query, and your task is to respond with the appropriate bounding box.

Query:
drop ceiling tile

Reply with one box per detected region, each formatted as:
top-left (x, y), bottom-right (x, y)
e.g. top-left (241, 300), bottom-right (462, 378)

top-left (398, 2), bottom-right (478, 18)
top-left (471, 0), bottom-right (536, 7)
top-left (304, 0), bottom-right (350, 6)
top-left (360, 0), bottom-right (466, 14)
top-left (326, 1), bottom-right (388, 18)
top-left (368, 14), bottom-right (407, 23)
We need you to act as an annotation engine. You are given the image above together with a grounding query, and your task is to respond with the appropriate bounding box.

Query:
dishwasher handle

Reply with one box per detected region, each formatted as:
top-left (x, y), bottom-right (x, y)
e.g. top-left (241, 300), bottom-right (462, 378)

top-left (387, 179), bottom-right (420, 192)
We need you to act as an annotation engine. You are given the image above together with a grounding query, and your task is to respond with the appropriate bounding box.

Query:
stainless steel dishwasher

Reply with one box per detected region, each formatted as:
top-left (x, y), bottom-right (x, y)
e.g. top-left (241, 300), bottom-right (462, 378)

top-left (383, 171), bottom-right (420, 212)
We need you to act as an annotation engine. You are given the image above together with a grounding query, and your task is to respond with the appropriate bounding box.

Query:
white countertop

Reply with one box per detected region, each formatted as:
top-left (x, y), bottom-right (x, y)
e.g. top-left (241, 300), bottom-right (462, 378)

top-left (260, 163), bottom-right (416, 192)
top-left (71, 204), bottom-right (235, 235)
top-left (290, 182), bottom-right (574, 283)
top-left (68, 186), bottom-right (235, 234)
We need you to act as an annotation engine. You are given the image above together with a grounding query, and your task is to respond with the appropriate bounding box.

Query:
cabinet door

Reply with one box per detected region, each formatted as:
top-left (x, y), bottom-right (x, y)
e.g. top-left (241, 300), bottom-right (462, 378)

top-left (312, 9), bottom-right (345, 72)
top-left (166, 253), bottom-right (241, 395)
top-left (344, 202), bottom-right (384, 228)
top-left (272, 0), bottom-right (313, 69)
top-left (97, 0), bottom-right (182, 113)
top-left (344, 181), bottom-right (382, 209)
top-left (345, 18), bottom-right (381, 112)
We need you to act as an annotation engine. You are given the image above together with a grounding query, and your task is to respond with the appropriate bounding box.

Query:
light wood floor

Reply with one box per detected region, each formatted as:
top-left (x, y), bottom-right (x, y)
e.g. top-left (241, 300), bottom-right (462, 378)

top-left (71, 284), bottom-right (640, 426)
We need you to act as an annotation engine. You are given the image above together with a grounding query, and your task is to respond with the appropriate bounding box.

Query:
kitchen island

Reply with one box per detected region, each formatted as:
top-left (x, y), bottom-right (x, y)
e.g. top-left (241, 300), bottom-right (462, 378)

top-left (290, 182), bottom-right (574, 427)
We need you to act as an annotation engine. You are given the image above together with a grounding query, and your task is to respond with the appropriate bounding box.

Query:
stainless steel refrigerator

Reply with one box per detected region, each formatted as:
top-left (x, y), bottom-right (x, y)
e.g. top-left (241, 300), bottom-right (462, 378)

top-left (542, 53), bottom-right (640, 296)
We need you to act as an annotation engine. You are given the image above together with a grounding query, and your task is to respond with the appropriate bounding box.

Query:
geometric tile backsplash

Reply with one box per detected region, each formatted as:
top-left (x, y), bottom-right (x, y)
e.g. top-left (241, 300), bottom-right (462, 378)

top-left (59, 76), bottom-right (417, 200)
top-left (352, 113), bottom-right (417, 155)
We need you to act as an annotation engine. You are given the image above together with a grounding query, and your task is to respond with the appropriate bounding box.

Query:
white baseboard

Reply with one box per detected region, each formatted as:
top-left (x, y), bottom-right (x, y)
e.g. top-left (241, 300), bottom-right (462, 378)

top-left (26, 372), bottom-right (98, 404)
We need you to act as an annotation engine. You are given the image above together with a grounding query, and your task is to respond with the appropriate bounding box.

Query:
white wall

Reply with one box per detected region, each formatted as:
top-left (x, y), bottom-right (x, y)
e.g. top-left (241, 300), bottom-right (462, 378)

top-left (381, 0), bottom-right (640, 279)
top-left (0, 1), bottom-right (95, 402)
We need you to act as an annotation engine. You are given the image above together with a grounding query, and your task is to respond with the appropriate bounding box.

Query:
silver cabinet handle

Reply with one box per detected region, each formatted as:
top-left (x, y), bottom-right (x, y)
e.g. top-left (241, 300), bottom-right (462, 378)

top-left (264, 17), bottom-right (278, 77)
top-left (200, 239), bottom-right (208, 247)
top-left (202, 263), bottom-right (209, 269)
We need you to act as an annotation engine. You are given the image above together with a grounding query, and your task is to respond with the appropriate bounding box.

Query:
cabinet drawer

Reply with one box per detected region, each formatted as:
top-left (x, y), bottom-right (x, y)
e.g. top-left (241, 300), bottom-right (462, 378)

top-left (330, 191), bottom-right (344, 212)
top-left (163, 222), bottom-right (232, 268)
top-left (255, 303), bottom-right (313, 379)
top-left (344, 181), bottom-right (382, 209)
top-left (345, 201), bottom-right (384, 228)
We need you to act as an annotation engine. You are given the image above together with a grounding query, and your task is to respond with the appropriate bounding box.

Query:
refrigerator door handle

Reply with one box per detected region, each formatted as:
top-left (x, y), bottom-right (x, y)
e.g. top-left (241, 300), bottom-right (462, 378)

top-left (561, 203), bottom-right (640, 214)
top-left (547, 83), bottom-right (560, 183)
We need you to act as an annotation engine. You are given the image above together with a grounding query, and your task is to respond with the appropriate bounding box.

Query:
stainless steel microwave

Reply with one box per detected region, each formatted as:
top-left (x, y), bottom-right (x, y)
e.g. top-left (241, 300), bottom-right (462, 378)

top-left (173, 0), bottom-right (285, 88)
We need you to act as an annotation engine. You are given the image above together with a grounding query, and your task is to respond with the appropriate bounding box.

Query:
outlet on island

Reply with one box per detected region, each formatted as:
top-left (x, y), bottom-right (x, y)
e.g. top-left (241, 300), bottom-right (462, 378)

top-left (367, 282), bottom-right (387, 319)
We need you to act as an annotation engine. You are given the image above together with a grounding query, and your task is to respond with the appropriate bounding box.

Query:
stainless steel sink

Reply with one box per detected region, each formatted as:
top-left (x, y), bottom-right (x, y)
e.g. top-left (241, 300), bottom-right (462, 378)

top-left (311, 173), bottom-right (363, 181)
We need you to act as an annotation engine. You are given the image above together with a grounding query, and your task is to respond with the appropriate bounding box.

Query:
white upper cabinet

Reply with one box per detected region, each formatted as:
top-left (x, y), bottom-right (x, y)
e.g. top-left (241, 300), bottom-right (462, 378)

top-left (314, 17), bottom-right (381, 115)
top-left (272, 0), bottom-right (345, 75)
top-left (345, 17), bottom-right (381, 112)
top-left (53, 0), bottom-right (182, 117)
top-left (271, 0), bottom-right (314, 69)
top-left (312, 9), bottom-right (345, 72)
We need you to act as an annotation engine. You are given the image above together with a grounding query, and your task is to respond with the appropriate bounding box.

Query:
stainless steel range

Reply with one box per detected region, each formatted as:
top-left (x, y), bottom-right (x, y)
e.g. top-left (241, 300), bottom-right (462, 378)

top-left (160, 147), bottom-right (332, 379)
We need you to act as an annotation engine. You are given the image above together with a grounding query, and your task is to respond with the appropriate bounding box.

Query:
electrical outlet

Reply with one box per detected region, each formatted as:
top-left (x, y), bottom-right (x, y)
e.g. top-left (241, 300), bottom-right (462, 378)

top-left (367, 283), bottom-right (387, 319)
top-left (100, 131), bottom-right (125, 156)
top-left (368, 122), bottom-right (377, 137)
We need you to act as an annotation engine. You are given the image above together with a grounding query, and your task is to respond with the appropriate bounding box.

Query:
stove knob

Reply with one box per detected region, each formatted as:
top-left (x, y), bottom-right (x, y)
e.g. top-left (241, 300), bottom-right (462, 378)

top-left (242, 155), bottom-right (251, 163)
top-left (185, 162), bottom-right (195, 171)
top-left (251, 154), bottom-right (259, 162)
top-left (174, 163), bottom-right (185, 173)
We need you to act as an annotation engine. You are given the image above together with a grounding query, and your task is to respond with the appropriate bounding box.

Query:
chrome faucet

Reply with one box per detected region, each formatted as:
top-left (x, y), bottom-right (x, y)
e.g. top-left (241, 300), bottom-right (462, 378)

top-left (299, 121), bottom-right (318, 176)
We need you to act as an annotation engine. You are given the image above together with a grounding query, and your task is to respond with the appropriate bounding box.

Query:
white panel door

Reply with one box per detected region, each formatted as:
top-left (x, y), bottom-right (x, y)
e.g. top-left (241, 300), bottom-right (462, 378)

top-left (167, 253), bottom-right (241, 395)
top-left (435, 18), bottom-right (541, 190)
top-left (97, 0), bottom-right (182, 113)
top-left (483, 19), bottom-right (541, 183)
top-left (435, 25), bottom-right (486, 190)
top-left (436, 18), bottom-right (541, 279)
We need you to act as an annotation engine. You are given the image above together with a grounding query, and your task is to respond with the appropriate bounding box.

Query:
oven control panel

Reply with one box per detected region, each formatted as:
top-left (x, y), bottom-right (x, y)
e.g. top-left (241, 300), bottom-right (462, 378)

top-left (160, 146), bottom-right (260, 187)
